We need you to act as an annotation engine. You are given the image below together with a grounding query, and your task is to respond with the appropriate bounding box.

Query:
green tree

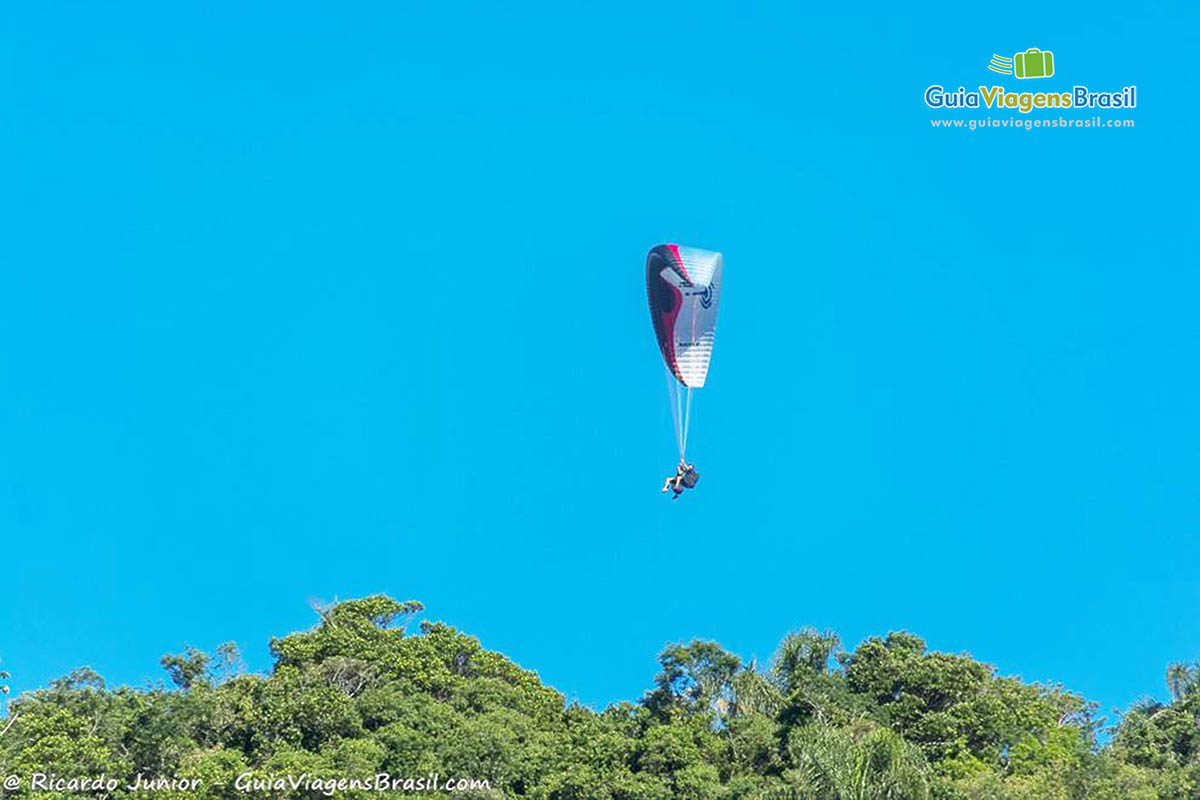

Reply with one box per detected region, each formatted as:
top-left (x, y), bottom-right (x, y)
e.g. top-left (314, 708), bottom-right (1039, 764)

top-left (787, 721), bottom-right (931, 800)
top-left (646, 641), bottom-right (741, 723)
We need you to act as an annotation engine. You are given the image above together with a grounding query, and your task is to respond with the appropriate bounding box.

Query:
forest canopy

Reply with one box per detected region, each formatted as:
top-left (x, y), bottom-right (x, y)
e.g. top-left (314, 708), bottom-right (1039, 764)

top-left (1, 595), bottom-right (1197, 799)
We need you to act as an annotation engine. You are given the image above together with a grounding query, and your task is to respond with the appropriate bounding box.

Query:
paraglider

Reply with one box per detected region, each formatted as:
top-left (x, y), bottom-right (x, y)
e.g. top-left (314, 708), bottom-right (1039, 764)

top-left (661, 461), bottom-right (699, 500)
top-left (646, 244), bottom-right (723, 498)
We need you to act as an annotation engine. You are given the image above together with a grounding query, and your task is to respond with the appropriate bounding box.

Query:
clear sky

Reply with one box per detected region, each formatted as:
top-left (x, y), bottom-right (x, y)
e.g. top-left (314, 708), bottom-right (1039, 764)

top-left (1, 2), bottom-right (1196, 725)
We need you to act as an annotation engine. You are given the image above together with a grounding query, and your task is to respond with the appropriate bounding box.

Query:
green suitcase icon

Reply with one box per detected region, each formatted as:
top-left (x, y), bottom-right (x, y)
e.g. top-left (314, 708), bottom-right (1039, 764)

top-left (1014, 48), bottom-right (1054, 79)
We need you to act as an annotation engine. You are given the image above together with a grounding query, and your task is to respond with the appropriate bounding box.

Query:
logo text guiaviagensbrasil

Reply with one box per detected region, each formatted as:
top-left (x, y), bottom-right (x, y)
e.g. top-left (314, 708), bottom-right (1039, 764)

top-left (925, 48), bottom-right (1136, 114)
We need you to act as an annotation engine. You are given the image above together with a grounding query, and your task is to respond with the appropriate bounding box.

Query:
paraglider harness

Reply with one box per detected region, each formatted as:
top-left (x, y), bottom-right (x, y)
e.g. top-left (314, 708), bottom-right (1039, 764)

top-left (680, 466), bottom-right (699, 489)
top-left (665, 462), bottom-right (699, 499)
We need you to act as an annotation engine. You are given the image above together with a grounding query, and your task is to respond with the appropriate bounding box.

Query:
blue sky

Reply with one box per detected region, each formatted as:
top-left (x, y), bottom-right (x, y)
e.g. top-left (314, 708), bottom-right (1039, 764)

top-left (1, 2), bottom-right (1196, 724)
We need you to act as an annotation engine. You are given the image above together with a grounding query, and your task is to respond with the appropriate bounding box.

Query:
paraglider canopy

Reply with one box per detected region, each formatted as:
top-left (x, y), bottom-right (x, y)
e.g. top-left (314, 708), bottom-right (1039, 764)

top-left (646, 244), bottom-right (724, 389)
top-left (646, 244), bottom-right (723, 461)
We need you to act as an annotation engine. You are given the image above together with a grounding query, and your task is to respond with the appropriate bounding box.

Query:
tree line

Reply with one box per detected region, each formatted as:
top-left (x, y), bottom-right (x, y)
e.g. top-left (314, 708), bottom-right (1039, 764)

top-left (1, 595), bottom-right (1197, 798)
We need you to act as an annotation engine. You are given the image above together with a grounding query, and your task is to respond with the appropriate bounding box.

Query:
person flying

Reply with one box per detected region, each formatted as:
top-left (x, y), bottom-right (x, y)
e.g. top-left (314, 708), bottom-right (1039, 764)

top-left (661, 461), bottom-right (699, 499)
